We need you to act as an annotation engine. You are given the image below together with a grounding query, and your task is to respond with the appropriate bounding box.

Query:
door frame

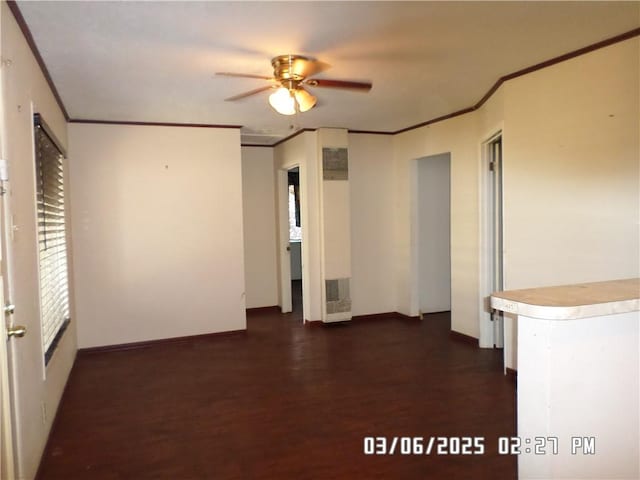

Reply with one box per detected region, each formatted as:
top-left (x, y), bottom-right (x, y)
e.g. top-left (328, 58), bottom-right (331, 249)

top-left (277, 164), bottom-right (307, 320)
top-left (0, 274), bottom-right (15, 480)
top-left (479, 129), bottom-right (505, 349)
top-left (413, 153), bottom-right (452, 317)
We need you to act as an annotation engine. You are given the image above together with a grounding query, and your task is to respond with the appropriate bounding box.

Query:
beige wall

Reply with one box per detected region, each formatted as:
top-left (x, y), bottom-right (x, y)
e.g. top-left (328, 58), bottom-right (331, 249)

top-left (273, 130), bottom-right (397, 320)
top-left (246, 38), bottom-right (639, 355)
top-left (241, 146), bottom-right (278, 309)
top-left (69, 123), bottom-right (246, 348)
top-left (500, 39), bottom-right (640, 369)
top-left (393, 113), bottom-right (481, 338)
top-left (348, 133), bottom-right (396, 316)
top-left (1, 3), bottom-right (76, 478)
top-left (392, 38), bottom-right (639, 364)
top-left (503, 39), bottom-right (640, 288)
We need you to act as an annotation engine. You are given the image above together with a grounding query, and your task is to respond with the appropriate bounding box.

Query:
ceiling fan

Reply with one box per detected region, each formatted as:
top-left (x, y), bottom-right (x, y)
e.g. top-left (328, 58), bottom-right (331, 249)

top-left (216, 54), bottom-right (372, 115)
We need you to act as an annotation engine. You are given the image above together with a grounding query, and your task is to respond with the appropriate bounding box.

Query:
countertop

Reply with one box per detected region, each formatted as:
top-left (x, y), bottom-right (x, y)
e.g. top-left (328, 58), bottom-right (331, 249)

top-left (490, 278), bottom-right (640, 320)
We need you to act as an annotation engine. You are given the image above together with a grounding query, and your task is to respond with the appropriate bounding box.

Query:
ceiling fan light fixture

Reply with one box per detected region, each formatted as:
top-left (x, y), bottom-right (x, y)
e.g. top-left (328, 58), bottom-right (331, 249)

top-left (220, 54), bottom-right (371, 115)
top-left (269, 87), bottom-right (296, 115)
top-left (294, 88), bottom-right (317, 112)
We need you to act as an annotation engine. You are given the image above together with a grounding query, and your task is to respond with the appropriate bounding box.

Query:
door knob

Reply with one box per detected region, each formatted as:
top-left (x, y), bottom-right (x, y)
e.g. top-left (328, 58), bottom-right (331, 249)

top-left (7, 325), bottom-right (26, 338)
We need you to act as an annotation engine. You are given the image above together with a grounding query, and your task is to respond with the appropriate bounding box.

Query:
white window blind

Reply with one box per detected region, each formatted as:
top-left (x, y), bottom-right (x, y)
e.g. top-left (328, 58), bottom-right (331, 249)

top-left (34, 114), bottom-right (70, 365)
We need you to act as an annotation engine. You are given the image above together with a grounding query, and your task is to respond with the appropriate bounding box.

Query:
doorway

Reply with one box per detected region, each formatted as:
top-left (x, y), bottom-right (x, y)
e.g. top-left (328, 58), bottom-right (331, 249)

top-left (480, 133), bottom-right (505, 349)
top-left (287, 168), bottom-right (303, 313)
top-left (277, 165), bottom-right (305, 320)
top-left (416, 153), bottom-right (451, 315)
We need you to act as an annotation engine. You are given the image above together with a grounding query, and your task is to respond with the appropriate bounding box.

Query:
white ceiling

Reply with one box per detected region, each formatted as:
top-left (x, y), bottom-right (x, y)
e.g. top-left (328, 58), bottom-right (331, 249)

top-left (16, 1), bottom-right (640, 145)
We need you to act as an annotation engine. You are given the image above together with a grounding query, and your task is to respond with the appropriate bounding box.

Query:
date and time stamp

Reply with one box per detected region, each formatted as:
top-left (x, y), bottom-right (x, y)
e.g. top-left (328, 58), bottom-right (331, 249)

top-left (363, 436), bottom-right (596, 456)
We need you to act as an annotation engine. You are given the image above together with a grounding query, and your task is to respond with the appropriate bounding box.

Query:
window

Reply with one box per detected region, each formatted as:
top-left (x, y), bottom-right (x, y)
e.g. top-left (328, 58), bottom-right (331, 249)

top-left (34, 114), bottom-right (70, 365)
top-left (288, 184), bottom-right (302, 241)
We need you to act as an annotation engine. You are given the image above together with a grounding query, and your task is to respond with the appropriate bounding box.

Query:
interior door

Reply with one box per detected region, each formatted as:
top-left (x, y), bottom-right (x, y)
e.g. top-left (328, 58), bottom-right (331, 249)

top-left (0, 86), bottom-right (15, 478)
top-left (0, 274), bottom-right (15, 480)
top-left (0, 36), bottom-right (17, 477)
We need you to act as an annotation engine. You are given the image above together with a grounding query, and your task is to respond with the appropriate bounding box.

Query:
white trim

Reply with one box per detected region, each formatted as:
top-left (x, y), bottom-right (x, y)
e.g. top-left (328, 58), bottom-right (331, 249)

top-left (28, 104), bottom-right (49, 379)
top-left (478, 128), bottom-right (503, 348)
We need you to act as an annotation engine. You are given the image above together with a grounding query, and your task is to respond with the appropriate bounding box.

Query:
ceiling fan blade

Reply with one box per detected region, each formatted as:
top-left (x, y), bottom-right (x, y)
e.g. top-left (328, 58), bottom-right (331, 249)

top-left (225, 85), bottom-right (274, 101)
top-left (216, 72), bottom-right (275, 80)
top-left (305, 79), bottom-right (372, 91)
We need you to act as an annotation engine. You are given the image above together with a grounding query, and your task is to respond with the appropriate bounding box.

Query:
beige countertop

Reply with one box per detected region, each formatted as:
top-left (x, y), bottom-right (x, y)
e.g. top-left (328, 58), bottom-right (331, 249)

top-left (490, 278), bottom-right (640, 320)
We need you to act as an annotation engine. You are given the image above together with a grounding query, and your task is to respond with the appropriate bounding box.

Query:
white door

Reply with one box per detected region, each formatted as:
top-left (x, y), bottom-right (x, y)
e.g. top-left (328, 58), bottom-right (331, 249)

top-left (0, 84), bottom-right (15, 479)
top-left (0, 23), bottom-right (14, 470)
top-left (0, 32), bottom-right (21, 477)
top-left (0, 275), bottom-right (15, 480)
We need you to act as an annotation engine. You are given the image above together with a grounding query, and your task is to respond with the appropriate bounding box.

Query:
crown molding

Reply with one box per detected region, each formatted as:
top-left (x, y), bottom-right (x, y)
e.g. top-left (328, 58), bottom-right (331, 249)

top-left (272, 128), bottom-right (316, 147)
top-left (8, 0), bottom-right (639, 148)
top-left (395, 27), bottom-right (640, 136)
top-left (7, 0), bottom-right (69, 120)
top-left (68, 119), bottom-right (241, 129)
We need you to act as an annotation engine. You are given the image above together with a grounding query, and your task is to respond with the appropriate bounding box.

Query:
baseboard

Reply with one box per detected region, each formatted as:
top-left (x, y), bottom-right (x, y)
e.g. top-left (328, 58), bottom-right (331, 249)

top-left (78, 329), bottom-right (246, 355)
top-left (449, 330), bottom-right (479, 347)
top-left (304, 320), bottom-right (323, 327)
top-left (394, 312), bottom-right (421, 320)
top-left (306, 312), bottom-right (421, 325)
top-left (246, 305), bottom-right (280, 314)
top-left (505, 367), bottom-right (517, 382)
top-left (351, 312), bottom-right (398, 321)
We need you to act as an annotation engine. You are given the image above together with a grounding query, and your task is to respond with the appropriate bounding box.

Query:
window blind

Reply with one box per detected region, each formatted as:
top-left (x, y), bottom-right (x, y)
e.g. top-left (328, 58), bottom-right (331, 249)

top-left (34, 114), bottom-right (70, 365)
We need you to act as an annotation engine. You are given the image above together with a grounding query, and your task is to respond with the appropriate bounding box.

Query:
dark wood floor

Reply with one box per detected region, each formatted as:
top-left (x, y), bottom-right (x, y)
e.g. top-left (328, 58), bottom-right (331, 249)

top-left (38, 284), bottom-right (516, 479)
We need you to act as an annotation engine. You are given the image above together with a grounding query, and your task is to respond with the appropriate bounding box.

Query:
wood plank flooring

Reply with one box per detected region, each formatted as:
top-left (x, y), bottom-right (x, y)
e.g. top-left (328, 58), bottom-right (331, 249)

top-left (38, 286), bottom-right (516, 479)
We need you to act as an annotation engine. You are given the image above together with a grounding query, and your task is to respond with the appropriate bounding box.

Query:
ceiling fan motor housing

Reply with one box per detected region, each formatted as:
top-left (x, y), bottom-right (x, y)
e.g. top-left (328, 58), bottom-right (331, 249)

top-left (271, 54), bottom-right (312, 88)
